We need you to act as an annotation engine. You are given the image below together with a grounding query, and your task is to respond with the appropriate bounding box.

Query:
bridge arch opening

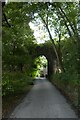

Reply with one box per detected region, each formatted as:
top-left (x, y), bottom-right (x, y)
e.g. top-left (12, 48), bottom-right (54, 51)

top-left (34, 55), bottom-right (48, 78)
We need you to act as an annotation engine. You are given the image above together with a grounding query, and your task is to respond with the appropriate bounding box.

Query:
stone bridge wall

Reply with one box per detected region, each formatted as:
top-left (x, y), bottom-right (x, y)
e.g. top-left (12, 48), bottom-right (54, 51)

top-left (33, 43), bottom-right (57, 78)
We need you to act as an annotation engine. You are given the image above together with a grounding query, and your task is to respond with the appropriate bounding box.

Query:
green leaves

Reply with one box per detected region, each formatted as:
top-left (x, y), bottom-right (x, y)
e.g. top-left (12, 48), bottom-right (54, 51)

top-left (2, 2), bottom-right (36, 73)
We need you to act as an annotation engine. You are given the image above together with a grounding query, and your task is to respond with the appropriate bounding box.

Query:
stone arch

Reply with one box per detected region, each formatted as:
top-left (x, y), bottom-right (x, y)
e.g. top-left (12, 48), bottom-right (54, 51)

top-left (33, 43), bottom-right (56, 78)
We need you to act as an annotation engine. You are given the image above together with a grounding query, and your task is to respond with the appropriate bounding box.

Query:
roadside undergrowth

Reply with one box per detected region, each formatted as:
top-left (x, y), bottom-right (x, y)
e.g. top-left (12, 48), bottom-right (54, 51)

top-left (2, 72), bottom-right (34, 118)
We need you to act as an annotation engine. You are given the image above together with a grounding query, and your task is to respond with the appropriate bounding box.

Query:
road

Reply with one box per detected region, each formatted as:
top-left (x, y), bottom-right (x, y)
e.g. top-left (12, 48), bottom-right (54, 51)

top-left (10, 78), bottom-right (77, 118)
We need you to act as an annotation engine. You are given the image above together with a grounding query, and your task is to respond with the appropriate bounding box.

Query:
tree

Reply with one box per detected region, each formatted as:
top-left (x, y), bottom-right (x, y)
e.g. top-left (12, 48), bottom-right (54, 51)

top-left (2, 2), bottom-right (36, 73)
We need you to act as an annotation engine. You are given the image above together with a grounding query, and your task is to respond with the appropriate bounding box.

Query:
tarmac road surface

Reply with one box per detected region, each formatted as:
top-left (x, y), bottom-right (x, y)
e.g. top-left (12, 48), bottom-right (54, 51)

top-left (10, 78), bottom-right (77, 118)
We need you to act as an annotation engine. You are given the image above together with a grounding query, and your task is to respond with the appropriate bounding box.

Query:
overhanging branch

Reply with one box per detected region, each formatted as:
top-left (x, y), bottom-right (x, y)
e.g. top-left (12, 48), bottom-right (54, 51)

top-left (3, 13), bottom-right (11, 27)
top-left (59, 6), bottom-right (76, 34)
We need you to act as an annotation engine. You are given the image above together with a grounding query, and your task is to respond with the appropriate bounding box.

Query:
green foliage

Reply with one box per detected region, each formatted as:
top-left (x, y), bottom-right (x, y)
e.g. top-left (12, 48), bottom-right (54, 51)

top-left (33, 56), bottom-right (47, 77)
top-left (2, 72), bottom-right (34, 96)
top-left (51, 37), bottom-right (78, 107)
top-left (2, 2), bottom-right (79, 112)
top-left (2, 2), bottom-right (37, 73)
top-left (2, 3), bottom-right (38, 97)
top-left (52, 72), bottom-right (78, 106)
top-left (61, 38), bottom-right (77, 72)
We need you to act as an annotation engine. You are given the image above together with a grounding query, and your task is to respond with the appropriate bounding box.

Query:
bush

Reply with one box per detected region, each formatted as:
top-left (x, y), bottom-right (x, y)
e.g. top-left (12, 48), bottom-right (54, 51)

top-left (2, 71), bottom-right (34, 96)
top-left (51, 71), bottom-right (78, 107)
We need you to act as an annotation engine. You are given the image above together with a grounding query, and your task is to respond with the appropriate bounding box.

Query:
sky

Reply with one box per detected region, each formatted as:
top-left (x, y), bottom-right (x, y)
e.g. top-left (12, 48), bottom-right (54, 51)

top-left (29, 18), bottom-right (55, 44)
top-left (29, 22), bottom-right (49, 44)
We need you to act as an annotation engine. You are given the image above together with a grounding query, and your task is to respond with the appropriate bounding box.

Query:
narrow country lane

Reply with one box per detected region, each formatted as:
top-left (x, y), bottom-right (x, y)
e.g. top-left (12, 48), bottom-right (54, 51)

top-left (10, 78), bottom-right (77, 118)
